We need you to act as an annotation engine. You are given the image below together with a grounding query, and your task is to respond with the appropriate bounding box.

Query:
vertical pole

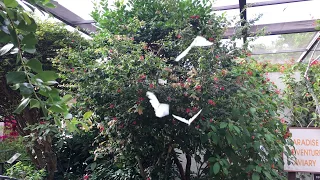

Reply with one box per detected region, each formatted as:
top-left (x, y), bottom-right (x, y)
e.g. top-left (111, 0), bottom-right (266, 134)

top-left (288, 172), bottom-right (296, 180)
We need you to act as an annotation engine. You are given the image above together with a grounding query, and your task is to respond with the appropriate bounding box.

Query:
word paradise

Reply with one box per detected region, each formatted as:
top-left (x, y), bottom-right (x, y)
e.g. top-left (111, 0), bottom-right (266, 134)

top-left (284, 128), bottom-right (320, 173)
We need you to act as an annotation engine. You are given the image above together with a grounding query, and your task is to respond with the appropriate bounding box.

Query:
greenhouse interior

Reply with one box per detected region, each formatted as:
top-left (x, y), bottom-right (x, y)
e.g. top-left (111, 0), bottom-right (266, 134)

top-left (1, 0), bottom-right (320, 179)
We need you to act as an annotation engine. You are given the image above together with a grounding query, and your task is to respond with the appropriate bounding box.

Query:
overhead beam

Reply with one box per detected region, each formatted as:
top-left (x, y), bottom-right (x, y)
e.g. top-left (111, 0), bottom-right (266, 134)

top-left (213, 0), bottom-right (312, 11)
top-left (239, 0), bottom-right (247, 43)
top-left (35, 1), bottom-right (97, 35)
top-left (252, 49), bottom-right (307, 55)
top-left (224, 20), bottom-right (317, 38)
top-left (297, 31), bottom-right (320, 62)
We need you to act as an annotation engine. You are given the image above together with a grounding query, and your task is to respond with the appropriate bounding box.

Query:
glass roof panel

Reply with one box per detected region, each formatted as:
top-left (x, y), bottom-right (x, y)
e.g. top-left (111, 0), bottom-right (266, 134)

top-left (212, 0), bottom-right (239, 7)
top-left (247, 0), bottom-right (320, 25)
top-left (249, 32), bottom-right (316, 54)
top-left (252, 52), bottom-right (302, 64)
top-left (55, 0), bottom-right (96, 20)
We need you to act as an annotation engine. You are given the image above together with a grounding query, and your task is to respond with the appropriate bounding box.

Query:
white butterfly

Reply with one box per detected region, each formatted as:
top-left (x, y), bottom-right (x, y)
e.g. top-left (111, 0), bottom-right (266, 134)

top-left (158, 79), bottom-right (167, 85)
top-left (175, 36), bottom-right (213, 62)
top-left (146, 91), bottom-right (170, 118)
top-left (172, 109), bottom-right (202, 125)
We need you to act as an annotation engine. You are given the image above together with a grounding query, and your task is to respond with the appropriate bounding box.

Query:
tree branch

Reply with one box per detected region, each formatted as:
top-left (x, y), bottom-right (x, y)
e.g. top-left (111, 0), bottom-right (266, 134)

top-left (185, 152), bottom-right (192, 180)
top-left (135, 155), bottom-right (147, 179)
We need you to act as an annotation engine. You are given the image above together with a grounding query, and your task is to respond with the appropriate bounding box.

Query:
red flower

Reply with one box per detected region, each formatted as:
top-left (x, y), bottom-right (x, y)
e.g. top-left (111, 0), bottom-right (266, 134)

top-left (213, 77), bottom-right (218, 82)
top-left (99, 127), bottom-right (105, 132)
top-left (113, 117), bottom-right (117, 121)
top-left (83, 174), bottom-right (89, 180)
top-left (119, 124), bottom-right (124, 129)
top-left (149, 83), bottom-right (154, 88)
top-left (280, 118), bottom-right (285, 124)
top-left (139, 74), bottom-right (146, 80)
top-left (311, 60), bottom-right (319, 66)
top-left (132, 121), bottom-right (137, 125)
top-left (140, 55), bottom-right (144, 60)
top-left (138, 97), bottom-right (144, 102)
top-left (210, 119), bottom-right (213, 123)
top-left (117, 88), bottom-right (122, 93)
top-left (71, 40), bottom-right (75, 42)
top-left (196, 125), bottom-right (200, 129)
top-left (184, 92), bottom-right (188, 97)
top-left (109, 104), bottom-right (115, 108)
top-left (252, 136), bottom-right (255, 140)
top-left (176, 34), bottom-right (182, 39)
top-left (131, 37), bottom-right (134, 41)
top-left (71, 68), bottom-right (75, 72)
top-left (186, 108), bottom-right (191, 113)
top-left (146, 177), bottom-right (151, 180)
top-left (39, 121), bottom-right (46, 124)
top-left (187, 78), bottom-right (192, 82)
top-left (265, 110), bottom-right (268, 113)
top-left (266, 78), bottom-right (270, 82)
top-left (220, 86), bottom-right (225, 91)
top-left (109, 49), bottom-right (113, 53)
top-left (192, 107), bottom-right (198, 112)
top-left (208, 99), bottom-right (216, 106)
top-left (275, 89), bottom-right (280, 94)
top-left (209, 37), bottom-right (214, 42)
top-left (215, 55), bottom-right (219, 59)
top-left (195, 15), bottom-right (200, 19)
top-left (195, 85), bottom-right (201, 91)
top-left (190, 15), bottom-right (196, 19)
top-left (246, 71), bottom-right (253, 76)
top-left (167, 96), bottom-right (172, 101)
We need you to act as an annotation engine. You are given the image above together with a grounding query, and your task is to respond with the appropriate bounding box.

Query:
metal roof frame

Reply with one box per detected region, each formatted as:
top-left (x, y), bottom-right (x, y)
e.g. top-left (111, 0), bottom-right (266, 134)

top-left (213, 0), bottom-right (312, 11)
top-left (36, 0), bottom-right (318, 61)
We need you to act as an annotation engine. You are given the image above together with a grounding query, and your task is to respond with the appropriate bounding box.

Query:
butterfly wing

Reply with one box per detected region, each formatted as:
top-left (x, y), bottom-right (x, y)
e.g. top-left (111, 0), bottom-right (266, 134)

top-left (172, 114), bottom-right (190, 125)
top-left (146, 91), bottom-right (160, 110)
top-left (193, 36), bottom-right (213, 47)
top-left (175, 45), bottom-right (193, 62)
top-left (188, 109), bottom-right (202, 125)
top-left (156, 104), bottom-right (170, 118)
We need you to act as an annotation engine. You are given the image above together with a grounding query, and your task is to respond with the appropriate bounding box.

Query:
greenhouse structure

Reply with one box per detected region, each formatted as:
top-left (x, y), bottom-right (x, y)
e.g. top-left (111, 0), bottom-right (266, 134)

top-left (1, 0), bottom-right (320, 179)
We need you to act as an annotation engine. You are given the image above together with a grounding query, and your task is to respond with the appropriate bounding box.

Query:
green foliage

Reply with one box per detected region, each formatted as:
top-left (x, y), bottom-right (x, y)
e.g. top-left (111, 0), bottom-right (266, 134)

top-left (282, 59), bottom-right (320, 127)
top-left (0, 136), bottom-right (29, 163)
top-left (5, 161), bottom-right (46, 180)
top-left (55, 0), bottom-right (294, 179)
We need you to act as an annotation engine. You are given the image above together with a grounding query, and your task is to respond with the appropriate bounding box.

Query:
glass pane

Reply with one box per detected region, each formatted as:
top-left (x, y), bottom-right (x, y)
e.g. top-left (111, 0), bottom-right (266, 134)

top-left (212, 0), bottom-right (239, 7)
top-left (248, 0), bottom-right (320, 25)
top-left (249, 32), bottom-right (316, 54)
top-left (55, 0), bottom-right (95, 20)
top-left (252, 52), bottom-right (302, 64)
top-left (213, 9), bottom-right (240, 26)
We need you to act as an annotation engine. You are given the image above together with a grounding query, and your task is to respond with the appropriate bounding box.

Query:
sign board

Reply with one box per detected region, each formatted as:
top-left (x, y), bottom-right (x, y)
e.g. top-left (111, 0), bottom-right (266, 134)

top-left (314, 174), bottom-right (320, 180)
top-left (6, 153), bottom-right (21, 164)
top-left (284, 128), bottom-right (320, 173)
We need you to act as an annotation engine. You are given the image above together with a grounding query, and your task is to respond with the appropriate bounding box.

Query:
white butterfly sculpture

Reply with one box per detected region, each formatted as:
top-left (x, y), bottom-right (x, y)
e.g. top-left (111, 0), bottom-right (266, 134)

top-left (172, 109), bottom-right (203, 125)
top-left (146, 91), bottom-right (170, 118)
top-left (175, 36), bottom-right (213, 62)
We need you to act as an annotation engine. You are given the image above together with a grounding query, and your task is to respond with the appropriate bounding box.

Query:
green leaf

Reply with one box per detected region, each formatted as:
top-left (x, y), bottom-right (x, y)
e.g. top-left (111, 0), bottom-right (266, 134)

top-left (49, 104), bottom-right (66, 113)
top-left (45, 81), bottom-right (58, 85)
top-left (84, 111), bottom-right (93, 120)
top-left (62, 95), bottom-right (73, 102)
top-left (19, 83), bottom-right (34, 95)
top-left (35, 71), bottom-right (59, 81)
top-left (220, 122), bottom-right (228, 128)
top-left (44, 2), bottom-right (56, 8)
top-left (14, 98), bottom-right (30, 114)
top-left (24, 47), bottom-right (36, 54)
top-left (27, 59), bottom-right (43, 73)
top-left (6, 71), bottom-right (26, 84)
top-left (213, 162), bottom-right (220, 175)
top-left (255, 166), bottom-right (262, 173)
top-left (252, 172), bottom-right (260, 180)
top-left (4, 0), bottom-right (18, 8)
top-left (263, 170), bottom-right (272, 179)
top-left (17, 18), bottom-right (37, 32)
top-left (0, 43), bottom-right (14, 56)
top-left (30, 98), bottom-right (40, 109)
top-left (250, 107), bottom-right (256, 115)
top-left (22, 33), bottom-right (37, 46)
top-left (64, 113), bottom-right (73, 119)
